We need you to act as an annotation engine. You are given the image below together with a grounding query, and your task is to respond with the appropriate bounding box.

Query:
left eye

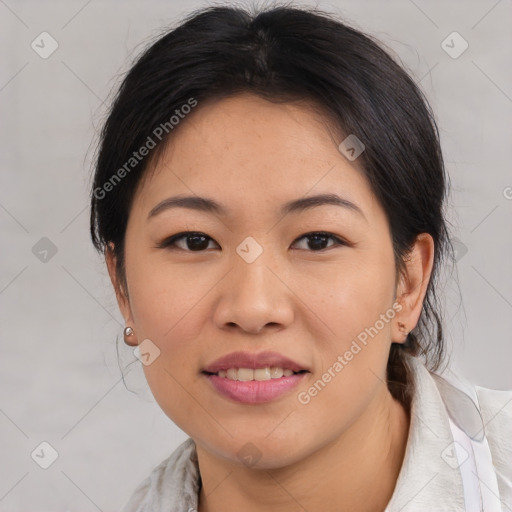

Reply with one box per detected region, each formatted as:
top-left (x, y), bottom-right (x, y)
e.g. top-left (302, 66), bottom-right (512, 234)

top-left (292, 232), bottom-right (347, 251)
top-left (156, 231), bottom-right (347, 252)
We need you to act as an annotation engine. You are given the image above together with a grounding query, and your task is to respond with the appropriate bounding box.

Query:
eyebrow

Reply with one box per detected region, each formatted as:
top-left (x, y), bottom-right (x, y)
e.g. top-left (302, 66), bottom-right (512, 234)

top-left (147, 193), bottom-right (366, 221)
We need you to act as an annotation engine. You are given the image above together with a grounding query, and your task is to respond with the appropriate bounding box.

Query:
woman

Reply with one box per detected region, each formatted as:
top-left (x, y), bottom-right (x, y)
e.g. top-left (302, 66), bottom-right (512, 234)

top-left (89, 4), bottom-right (511, 511)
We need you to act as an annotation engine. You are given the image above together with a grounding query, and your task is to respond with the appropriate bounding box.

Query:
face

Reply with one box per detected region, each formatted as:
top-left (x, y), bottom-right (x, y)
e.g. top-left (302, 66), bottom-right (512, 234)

top-left (113, 93), bottom-right (410, 468)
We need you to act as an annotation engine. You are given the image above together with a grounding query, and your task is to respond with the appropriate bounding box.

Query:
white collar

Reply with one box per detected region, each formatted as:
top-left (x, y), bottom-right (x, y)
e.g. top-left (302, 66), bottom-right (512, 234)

top-left (385, 353), bottom-right (466, 511)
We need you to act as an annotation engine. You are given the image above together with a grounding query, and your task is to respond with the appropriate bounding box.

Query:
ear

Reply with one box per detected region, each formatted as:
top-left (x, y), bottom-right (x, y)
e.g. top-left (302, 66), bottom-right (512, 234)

top-left (391, 233), bottom-right (435, 344)
top-left (105, 243), bottom-right (138, 346)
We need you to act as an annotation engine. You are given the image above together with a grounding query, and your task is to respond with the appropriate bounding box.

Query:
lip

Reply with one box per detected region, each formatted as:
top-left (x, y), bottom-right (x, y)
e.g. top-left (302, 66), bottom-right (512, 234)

top-left (205, 373), bottom-right (308, 404)
top-left (202, 350), bottom-right (310, 404)
top-left (202, 350), bottom-right (308, 374)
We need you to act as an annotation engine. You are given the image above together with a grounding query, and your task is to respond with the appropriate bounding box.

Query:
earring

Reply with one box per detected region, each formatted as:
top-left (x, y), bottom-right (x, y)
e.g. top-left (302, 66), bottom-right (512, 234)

top-left (123, 326), bottom-right (137, 346)
top-left (398, 322), bottom-right (409, 336)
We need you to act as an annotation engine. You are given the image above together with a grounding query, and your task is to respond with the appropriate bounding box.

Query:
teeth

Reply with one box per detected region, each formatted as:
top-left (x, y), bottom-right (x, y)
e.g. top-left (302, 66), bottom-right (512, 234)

top-left (270, 367), bottom-right (284, 378)
top-left (237, 368), bottom-right (254, 381)
top-left (215, 367), bottom-right (298, 381)
top-left (254, 368), bottom-right (271, 381)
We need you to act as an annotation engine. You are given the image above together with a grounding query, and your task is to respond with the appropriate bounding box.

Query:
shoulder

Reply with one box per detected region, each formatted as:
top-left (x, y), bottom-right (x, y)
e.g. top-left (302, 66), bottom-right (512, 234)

top-left (120, 437), bottom-right (200, 512)
top-left (473, 384), bottom-right (512, 460)
top-left (475, 384), bottom-right (512, 509)
top-left (475, 384), bottom-right (512, 427)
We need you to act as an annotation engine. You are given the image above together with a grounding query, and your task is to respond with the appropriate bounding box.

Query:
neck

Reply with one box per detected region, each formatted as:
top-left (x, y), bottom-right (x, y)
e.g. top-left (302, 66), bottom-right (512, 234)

top-left (197, 387), bottom-right (410, 512)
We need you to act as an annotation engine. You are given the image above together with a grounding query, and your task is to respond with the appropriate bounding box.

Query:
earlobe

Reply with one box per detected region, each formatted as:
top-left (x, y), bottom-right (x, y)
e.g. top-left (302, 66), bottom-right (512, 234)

top-left (391, 297), bottom-right (410, 344)
top-left (391, 233), bottom-right (435, 344)
top-left (105, 243), bottom-right (138, 346)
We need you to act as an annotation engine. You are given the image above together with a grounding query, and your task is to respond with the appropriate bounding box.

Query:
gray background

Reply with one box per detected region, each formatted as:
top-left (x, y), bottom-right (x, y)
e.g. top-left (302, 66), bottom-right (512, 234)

top-left (0, 0), bottom-right (511, 510)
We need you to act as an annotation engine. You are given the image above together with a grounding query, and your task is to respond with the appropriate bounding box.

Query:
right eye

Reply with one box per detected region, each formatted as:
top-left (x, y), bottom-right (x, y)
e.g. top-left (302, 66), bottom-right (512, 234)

top-left (155, 231), bottom-right (219, 252)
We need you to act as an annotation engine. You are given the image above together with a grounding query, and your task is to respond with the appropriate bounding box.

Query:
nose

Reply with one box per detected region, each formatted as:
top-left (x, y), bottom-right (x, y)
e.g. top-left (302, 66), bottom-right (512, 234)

top-left (213, 250), bottom-right (294, 335)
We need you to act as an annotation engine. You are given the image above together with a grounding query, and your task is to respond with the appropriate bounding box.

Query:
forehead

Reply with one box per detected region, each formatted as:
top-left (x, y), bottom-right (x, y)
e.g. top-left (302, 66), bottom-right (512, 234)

top-left (133, 93), bottom-right (380, 220)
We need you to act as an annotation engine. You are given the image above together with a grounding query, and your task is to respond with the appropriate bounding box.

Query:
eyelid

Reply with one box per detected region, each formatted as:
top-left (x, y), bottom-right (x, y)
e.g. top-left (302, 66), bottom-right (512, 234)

top-left (292, 232), bottom-right (350, 250)
top-left (154, 231), bottom-right (216, 250)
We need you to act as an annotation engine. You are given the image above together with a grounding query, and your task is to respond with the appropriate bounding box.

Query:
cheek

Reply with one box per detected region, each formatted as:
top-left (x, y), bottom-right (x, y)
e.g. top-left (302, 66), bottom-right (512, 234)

top-left (290, 267), bottom-right (396, 444)
top-left (126, 251), bottom-right (209, 341)
top-left (308, 252), bottom-right (396, 337)
top-left (304, 253), bottom-right (396, 402)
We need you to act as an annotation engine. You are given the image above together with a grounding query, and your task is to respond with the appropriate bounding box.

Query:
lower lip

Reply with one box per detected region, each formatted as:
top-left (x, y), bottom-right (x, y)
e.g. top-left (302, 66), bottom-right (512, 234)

top-left (205, 373), bottom-right (308, 404)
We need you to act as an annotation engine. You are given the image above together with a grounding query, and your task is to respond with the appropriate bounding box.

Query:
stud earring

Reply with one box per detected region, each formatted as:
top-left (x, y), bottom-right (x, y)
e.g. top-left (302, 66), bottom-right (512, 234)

top-left (123, 326), bottom-right (137, 346)
top-left (398, 322), bottom-right (409, 337)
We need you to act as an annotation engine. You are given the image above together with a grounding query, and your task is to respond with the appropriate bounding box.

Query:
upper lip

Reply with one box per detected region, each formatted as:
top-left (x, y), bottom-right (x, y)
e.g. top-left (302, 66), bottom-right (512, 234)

top-left (202, 351), bottom-right (309, 374)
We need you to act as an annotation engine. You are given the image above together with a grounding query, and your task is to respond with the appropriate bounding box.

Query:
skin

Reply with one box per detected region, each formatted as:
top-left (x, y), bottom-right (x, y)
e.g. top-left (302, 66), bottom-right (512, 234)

top-left (106, 93), bottom-right (434, 512)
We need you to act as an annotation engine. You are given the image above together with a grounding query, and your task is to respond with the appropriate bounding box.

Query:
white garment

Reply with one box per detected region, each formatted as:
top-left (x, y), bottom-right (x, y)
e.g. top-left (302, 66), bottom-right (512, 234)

top-left (120, 353), bottom-right (512, 512)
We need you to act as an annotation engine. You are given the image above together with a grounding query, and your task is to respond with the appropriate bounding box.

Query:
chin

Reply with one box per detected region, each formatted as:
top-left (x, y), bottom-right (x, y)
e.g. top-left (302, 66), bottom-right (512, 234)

top-left (202, 433), bottom-right (311, 470)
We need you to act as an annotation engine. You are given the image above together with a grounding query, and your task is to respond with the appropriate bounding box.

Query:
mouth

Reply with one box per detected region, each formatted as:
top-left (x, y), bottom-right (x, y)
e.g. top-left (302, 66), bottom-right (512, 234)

top-left (202, 351), bottom-right (310, 404)
top-left (203, 367), bottom-right (308, 381)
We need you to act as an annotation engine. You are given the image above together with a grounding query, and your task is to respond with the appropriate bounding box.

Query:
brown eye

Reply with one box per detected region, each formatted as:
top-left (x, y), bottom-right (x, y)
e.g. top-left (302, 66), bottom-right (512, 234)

top-left (157, 232), bottom-right (218, 251)
top-left (292, 232), bottom-right (347, 251)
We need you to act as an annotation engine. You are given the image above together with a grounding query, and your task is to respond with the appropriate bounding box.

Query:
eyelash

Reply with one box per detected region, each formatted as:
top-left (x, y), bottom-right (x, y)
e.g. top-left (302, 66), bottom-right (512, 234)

top-left (155, 231), bottom-right (349, 252)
